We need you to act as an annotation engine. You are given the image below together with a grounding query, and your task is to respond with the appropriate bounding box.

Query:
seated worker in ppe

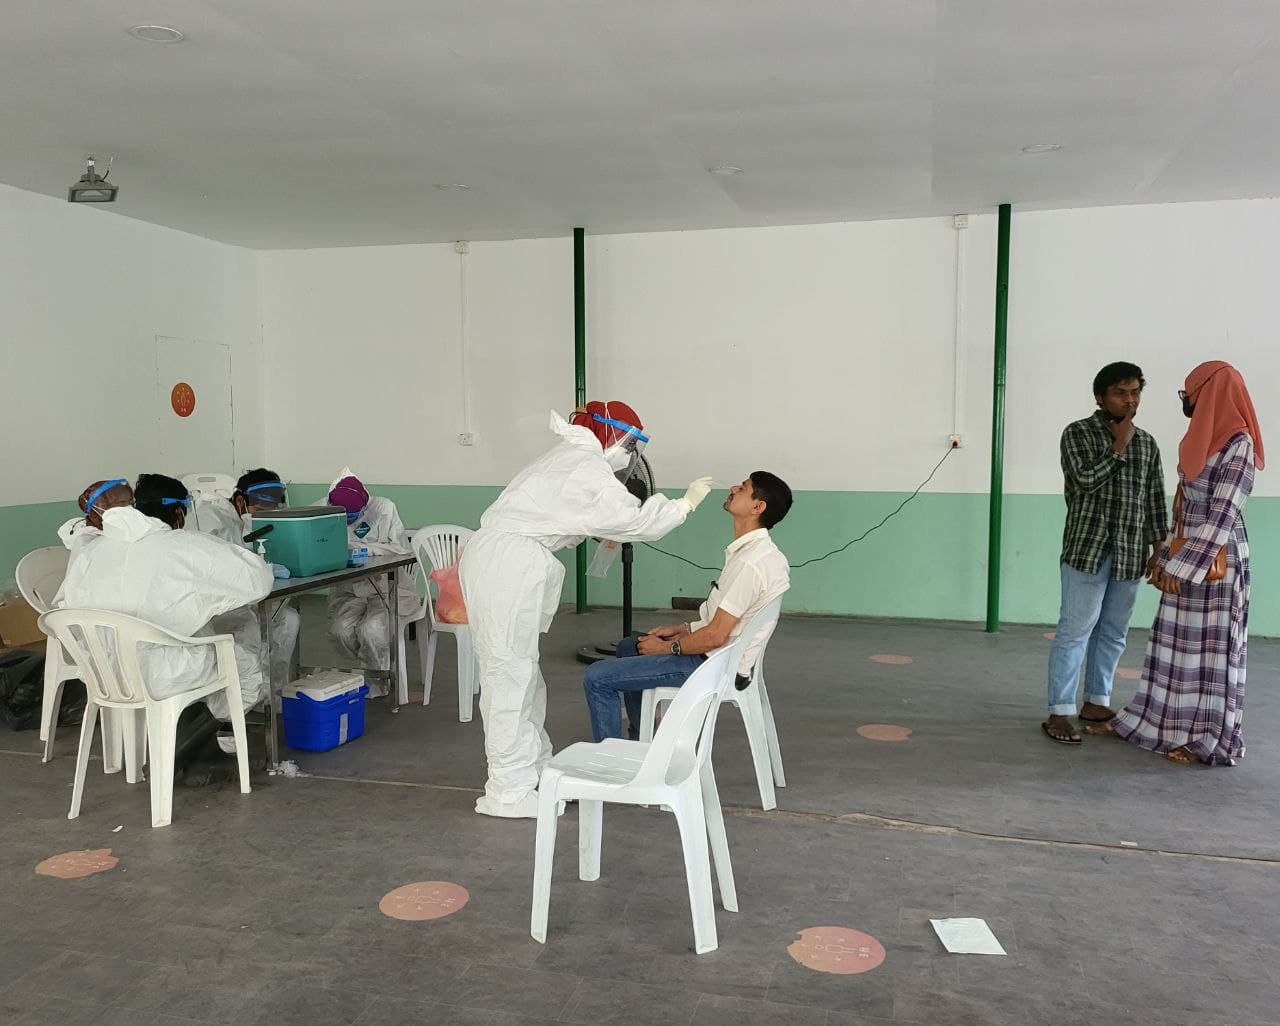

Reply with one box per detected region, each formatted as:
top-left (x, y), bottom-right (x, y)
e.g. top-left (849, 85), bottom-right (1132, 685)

top-left (459, 400), bottom-right (715, 819)
top-left (325, 468), bottom-right (416, 696)
top-left (57, 478), bottom-right (135, 552)
top-left (58, 474), bottom-right (274, 784)
top-left (190, 469), bottom-right (302, 698)
top-left (582, 471), bottom-right (793, 742)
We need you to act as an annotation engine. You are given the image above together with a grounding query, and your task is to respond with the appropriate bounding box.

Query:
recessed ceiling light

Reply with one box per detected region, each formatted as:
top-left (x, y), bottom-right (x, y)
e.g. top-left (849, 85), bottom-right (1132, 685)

top-left (1020, 143), bottom-right (1062, 154)
top-left (433, 183), bottom-right (471, 191)
top-left (707, 165), bottom-right (744, 176)
top-left (128, 24), bottom-right (185, 43)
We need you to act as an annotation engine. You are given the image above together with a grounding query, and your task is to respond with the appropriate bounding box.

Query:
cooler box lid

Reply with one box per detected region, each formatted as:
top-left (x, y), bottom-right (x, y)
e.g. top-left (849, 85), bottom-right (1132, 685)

top-left (283, 670), bottom-right (365, 702)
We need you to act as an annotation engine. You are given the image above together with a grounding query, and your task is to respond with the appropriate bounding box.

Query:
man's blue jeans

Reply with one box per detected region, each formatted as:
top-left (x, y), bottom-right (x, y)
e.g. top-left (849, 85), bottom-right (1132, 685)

top-left (1046, 555), bottom-right (1141, 716)
top-left (582, 636), bottom-right (705, 742)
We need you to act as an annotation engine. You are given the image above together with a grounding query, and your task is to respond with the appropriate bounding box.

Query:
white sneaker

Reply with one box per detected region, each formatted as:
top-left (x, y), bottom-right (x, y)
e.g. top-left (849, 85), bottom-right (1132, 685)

top-left (474, 794), bottom-right (565, 819)
top-left (215, 731), bottom-right (237, 755)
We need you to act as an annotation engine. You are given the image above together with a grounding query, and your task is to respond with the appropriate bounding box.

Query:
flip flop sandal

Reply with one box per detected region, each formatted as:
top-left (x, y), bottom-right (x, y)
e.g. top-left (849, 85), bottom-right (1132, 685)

top-left (1042, 721), bottom-right (1083, 745)
top-left (1078, 710), bottom-right (1116, 723)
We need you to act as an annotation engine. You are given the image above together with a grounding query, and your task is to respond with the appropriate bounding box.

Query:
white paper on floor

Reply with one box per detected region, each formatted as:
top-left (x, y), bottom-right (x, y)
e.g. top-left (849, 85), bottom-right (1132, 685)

top-left (268, 759), bottom-right (308, 778)
top-left (930, 918), bottom-right (1006, 955)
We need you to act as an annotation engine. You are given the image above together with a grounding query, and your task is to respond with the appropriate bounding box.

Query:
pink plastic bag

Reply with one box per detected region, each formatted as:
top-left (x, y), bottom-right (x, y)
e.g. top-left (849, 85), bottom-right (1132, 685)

top-left (429, 564), bottom-right (468, 624)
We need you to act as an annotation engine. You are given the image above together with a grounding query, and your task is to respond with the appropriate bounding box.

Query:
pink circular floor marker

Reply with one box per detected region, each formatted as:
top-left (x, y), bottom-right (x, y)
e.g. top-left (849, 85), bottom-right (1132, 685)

top-left (870, 654), bottom-right (913, 665)
top-left (1116, 667), bottom-right (1141, 680)
top-left (379, 881), bottom-right (469, 921)
top-left (789, 926), bottom-right (886, 974)
top-left (1044, 631), bottom-right (1056, 640)
top-left (856, 724), bottom-right (913, 742)
top-left (35, 848), bottom-right (119, 879)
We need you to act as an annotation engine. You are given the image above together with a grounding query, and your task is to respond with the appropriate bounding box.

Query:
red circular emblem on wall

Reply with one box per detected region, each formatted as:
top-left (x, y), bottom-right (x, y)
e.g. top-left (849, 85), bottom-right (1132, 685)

top-left (171, 382), bottom-right (196, 417)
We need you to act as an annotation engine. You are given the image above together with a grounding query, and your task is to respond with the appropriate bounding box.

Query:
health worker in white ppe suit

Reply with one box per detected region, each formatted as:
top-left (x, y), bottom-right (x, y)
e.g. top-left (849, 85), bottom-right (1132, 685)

top-left (460, 400), bottom-right (714, 818)
top-left (326, 468), bottom-right (417, 695)
top-left (186, 470), bottom-right (302, 697)
top-left (59, 474), bottom-right (274, 723)
top-left (55, 479), bottom-right (136, 597)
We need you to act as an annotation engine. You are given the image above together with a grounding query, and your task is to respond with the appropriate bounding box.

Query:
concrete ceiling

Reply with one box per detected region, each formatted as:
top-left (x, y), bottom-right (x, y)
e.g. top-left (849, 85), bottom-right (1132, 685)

top-left (2, 0), bottom-right (1278, 248)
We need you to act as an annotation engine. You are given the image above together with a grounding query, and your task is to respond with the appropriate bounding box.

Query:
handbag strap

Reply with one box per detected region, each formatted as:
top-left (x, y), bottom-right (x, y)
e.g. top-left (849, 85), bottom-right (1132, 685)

top-left (1172, 482), bottom-right (1184, 536)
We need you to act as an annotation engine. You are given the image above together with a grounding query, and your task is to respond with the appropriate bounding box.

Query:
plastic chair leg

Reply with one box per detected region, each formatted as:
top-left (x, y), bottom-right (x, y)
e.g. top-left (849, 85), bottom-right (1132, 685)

top-left (758, 680), bottom-right (786, 788)
top-left (578, 800), bottom-right (603, 882)
top-left (122, 709), bottom-right (146, 784)
top-left (101, 709), bottom-right (124, 775)
top-left (395, 628), bottom-right (410, 705)
top-left (422, 631), bottom-right (438, 706)
top-left (146, 708), bottom-right (177, 828)
top-left (700, 762), bottom-right (738, 912)
top-left (39, 640), bottom-right (63, 746)
top-left (226, 689), bottom-right (251, 796)
top-left (738, 695), bottom-right (777, 811)
top-left (456, 631), bottom-right (474, 723)
top-left (672, 787), bottom-right (718, 954)
top-left (530, 786), bottom-right (561, 944)
top-left (639, 690), bottom-right (658, 743)
top-left (67, 700), bottom-right (99, 820)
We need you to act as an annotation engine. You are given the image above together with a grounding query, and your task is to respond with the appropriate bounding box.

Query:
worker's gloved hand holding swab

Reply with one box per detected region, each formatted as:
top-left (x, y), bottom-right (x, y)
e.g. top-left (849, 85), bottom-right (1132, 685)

top-left (676, 476), bottom-right (714, 515)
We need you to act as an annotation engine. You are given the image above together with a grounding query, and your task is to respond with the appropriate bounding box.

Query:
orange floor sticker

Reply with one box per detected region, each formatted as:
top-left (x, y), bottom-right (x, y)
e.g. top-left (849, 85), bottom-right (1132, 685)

top-left (379, 881), bottom-right (470, 921)
top-left (870, 654), bottom-right (913, 665)
top-left (36, 848), bottom-right (119, 879)
top-left (856, 724), bottom-right (913, 742)
top-left (789, 926), bottom-right (886, 974)
top-left (1044, 631), bottom-right (1056, 640)
top-left (1116, 667), bottom-right (1141, 680)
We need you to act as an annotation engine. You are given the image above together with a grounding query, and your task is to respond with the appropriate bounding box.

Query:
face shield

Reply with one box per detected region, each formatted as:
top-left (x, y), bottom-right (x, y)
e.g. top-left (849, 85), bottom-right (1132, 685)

top-left (160, 496), bottom-right (193, 511)
top-left (595, 414), bottom-right (648, 475)
top-left (243, 480), bottom-right (288, 510)
top-left (83, 478), bottom-right (128, 517)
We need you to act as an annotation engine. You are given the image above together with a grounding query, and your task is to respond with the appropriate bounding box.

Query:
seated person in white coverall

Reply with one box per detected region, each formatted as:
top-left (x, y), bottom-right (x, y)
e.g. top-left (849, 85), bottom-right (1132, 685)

top-left (58, 474), bottom-right (274, 784)
top-left (186, 469), bottom-right (302, 696)
top-left (326, 469), bottom-right (416, 696)
top-left (56, 478), bottom-right (136, 567)
top-left (459, 400), bottom-right (714, 819)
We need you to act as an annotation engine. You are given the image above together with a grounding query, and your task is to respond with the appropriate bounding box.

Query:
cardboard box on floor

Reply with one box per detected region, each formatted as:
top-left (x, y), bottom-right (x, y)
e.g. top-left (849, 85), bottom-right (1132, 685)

top-left (0, 594), bottom-right (45, 653)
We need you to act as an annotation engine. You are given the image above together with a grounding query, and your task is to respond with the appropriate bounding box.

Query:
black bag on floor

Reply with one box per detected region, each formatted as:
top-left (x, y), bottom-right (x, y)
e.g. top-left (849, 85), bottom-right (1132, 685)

top-left (0, 649), bottom-right (86, 731)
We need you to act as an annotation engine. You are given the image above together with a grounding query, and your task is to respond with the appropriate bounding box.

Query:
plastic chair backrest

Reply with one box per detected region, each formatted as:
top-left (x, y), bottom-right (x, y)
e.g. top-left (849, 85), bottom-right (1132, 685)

top-left (182, 473), bottom-right (237, 500)
top-left (411, 525), bottom-right (475, 620)
top-left (636, 597), bottom-right (782, 786)
top-left (15, 547), bottom-right (71, 615)
top-left (39, 608), bottom-right (193, 707)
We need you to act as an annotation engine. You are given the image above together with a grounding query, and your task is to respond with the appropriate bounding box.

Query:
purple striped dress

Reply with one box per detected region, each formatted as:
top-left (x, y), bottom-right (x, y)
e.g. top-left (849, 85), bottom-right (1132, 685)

top-left (1111, 432), bottom-right (1255, 765)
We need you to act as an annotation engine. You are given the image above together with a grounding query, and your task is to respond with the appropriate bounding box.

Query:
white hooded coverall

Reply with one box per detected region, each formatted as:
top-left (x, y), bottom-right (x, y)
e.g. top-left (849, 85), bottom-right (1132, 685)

top-left (459, 412), bottom-right (689, 811)
top-left (59, 506), bottom-right (275, 719)
top-left (327, 495), bottom-right (417, 678)
top-left (186, 496), bottom-right (302, 695)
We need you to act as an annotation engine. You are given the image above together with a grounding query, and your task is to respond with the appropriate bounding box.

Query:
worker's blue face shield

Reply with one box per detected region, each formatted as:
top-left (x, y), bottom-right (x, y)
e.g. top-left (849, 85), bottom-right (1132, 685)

top-left (595, 414), bottom-right (648, 474)
top-left (83, 478), bottom-right (128, 515)
top-left (160, 496), bottom-right (193, 510)
top-left (243, 481), bottom-right (287, 510)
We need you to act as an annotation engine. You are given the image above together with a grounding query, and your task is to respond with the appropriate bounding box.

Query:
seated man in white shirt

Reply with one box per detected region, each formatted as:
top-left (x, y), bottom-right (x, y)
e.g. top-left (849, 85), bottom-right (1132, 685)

top-left (582, 471), bottom-right (792, 742)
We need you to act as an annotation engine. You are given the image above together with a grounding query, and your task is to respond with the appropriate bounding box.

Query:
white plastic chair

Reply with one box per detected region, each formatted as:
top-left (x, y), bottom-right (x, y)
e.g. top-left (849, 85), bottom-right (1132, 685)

top-left (39, 609), bottom-right (251, 829)
top-left (531, 604), bottom-right (778, 955)
top-left (410, 525), bottom-right (477, 721)
top-left (639, 599), bottom-right (786, 810)
top-left (181, 472), bottom-right (237, 499)
top-left (15, 547), bottom-right (130, 775)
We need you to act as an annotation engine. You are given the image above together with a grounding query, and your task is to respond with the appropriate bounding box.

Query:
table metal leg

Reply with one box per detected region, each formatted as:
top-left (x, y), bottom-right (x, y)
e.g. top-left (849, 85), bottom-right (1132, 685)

top-left (261, 602), bottom-right (278, 769)
top-left (389, 570), bottom-right (400, 713)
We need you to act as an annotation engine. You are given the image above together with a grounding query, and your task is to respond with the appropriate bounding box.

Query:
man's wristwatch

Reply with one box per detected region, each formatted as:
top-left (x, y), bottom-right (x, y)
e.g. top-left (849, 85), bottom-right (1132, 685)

top-left (670, 639), bottom-right (682, 656)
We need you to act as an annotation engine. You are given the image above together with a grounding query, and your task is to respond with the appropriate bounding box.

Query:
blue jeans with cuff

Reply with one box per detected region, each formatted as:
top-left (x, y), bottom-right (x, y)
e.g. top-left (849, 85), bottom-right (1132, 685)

top-left (1046, 554), bottom-right (1141, 716)
top-left (582, 635), bottom-right (705, 742)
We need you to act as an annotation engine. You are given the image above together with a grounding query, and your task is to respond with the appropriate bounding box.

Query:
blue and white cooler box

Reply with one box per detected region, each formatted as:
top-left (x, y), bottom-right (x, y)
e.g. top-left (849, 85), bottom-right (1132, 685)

top-left (281, 671), bottom-right (368, 752)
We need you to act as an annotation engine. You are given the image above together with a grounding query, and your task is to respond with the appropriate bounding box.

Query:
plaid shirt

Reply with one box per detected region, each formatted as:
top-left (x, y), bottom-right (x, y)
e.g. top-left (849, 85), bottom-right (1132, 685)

top-left (1060, 412), bottom-right (1168, 579)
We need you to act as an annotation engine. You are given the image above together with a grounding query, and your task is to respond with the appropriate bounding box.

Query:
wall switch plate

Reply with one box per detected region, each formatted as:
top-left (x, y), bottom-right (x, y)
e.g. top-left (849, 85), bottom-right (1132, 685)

top-left (458, 432), bottom-right (476, 446)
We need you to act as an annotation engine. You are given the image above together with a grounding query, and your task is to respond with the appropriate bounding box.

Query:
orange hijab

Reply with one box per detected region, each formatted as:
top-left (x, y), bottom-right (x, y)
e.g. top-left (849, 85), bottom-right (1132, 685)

top-left (1178, 360), bottom-right (1265, 480)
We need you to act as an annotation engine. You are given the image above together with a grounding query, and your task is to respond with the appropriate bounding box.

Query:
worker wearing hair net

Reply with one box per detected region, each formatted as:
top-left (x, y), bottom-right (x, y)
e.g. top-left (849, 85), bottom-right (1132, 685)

top-left (326, 468), bottom-right (416, 694)
top-left (460, 402), bottom-right (713, 818)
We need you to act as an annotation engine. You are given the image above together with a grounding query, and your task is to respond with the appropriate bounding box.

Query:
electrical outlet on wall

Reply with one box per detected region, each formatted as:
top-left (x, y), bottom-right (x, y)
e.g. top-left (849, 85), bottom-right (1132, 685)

top-left (458, 432), bottom-right (476, 446)
top-left (948, 434), bottom-right (962, 448)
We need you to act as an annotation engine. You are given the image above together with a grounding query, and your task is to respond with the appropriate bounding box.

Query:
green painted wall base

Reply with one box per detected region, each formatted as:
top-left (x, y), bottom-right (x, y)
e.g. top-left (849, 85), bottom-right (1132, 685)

top-left (5, 486), bottom-right (1278, 636)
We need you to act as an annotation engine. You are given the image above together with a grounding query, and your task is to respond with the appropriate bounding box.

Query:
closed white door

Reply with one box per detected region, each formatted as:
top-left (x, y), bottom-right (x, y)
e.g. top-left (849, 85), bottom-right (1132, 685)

top-left (156, 336), bottom-right (235, 475)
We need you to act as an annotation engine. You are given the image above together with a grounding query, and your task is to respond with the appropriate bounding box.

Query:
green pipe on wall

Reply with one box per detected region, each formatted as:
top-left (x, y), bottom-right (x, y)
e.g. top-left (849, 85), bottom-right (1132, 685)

top-left (574, 227), bottom-right (588, 613)
top-left (986, 203), bottom-right (1012, 633)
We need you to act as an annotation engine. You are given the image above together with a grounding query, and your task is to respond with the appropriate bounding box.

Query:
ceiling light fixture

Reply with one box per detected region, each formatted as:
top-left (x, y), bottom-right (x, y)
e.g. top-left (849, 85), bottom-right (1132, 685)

top-left (1020, 143), bottom-right (1062, 154)
top-left (67, 156), bottom-right (118, 204)
top-left (433, 183), bottom-right (471, 191)
top-left (128, 24), bottom-right (185, 43)
top-left (707, 165), bottom-right (744, 176)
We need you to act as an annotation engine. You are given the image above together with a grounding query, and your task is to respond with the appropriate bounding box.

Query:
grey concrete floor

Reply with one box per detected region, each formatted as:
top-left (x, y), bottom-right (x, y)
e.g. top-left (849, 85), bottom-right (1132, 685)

top-left (4, 601), bottom-right (1280, 1025)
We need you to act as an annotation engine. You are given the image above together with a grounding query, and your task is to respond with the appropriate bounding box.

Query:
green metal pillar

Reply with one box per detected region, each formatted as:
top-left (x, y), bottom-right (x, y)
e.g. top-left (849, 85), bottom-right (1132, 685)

top-left (985, 204), bottom-right (1011, 633)
top-left (574, 227), bottom-right (588, 613)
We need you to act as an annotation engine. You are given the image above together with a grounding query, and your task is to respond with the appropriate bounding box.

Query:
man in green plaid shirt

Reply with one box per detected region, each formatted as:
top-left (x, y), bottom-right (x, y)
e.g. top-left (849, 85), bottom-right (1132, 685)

top-left (1044, 362), bottom-right (1168, 745)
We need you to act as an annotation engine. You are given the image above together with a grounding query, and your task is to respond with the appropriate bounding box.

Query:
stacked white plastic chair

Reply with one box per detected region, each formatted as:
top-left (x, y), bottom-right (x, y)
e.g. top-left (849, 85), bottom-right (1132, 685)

top-left (637, 600), bottom-right (786, 809)
top-left (40, 608), bottom-right (251, 828)
top-left (410, 525), bottom-right (477, 721)
top-left (531, 599), bottom-right (781, 954)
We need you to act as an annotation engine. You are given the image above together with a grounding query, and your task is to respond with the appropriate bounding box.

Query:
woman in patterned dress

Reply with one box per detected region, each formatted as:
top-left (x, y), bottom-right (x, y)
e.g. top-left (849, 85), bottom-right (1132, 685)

top-left (1089, 361), bottom-right (1265, 765)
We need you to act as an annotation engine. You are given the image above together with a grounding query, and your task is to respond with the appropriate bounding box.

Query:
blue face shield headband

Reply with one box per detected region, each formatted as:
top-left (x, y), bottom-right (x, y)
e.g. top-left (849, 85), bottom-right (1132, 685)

top-left (83, 478), bottom-right (127, 514)
top-left (244, 481), bottom-right (287, 506)
top-left (161, 496), bottom-right (193, 510)
top-left (592, 413), bottom-right (649, 449)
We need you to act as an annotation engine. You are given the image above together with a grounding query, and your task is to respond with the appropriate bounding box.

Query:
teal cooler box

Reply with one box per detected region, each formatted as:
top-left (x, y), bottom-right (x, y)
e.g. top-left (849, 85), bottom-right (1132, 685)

top-left (282, 672), bottom-right (368, 752)
top-left (251, 505), bottom-right (348, 576)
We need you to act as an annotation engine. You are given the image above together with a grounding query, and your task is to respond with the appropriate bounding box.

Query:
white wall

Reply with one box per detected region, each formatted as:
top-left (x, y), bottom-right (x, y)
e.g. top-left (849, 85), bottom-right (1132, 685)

top-left (0, 183), bottom-right (262, 505)
top-left (259, 198), bottom-right (1280, 499)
